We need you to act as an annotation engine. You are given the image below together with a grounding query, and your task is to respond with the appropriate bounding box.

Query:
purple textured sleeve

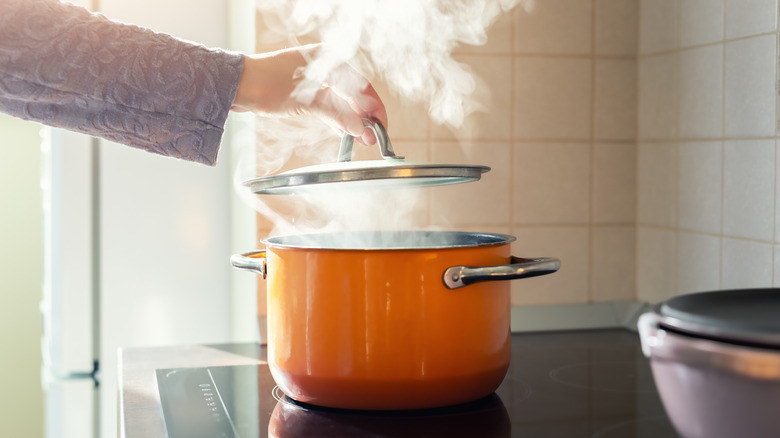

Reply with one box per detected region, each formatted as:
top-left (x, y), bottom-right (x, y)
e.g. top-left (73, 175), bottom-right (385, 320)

top-left (0, 0), bottom-right (244, 166)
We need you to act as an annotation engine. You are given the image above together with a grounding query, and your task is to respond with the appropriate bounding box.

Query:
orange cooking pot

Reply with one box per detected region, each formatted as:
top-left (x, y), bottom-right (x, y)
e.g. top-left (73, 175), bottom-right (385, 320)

top-left (231, 230), bottom-right (559, 410)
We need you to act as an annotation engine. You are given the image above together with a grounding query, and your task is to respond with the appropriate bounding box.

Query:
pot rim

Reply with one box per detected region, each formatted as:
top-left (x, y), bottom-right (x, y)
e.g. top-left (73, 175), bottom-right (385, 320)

top-left (260, 230), bottom-right (516, 251)
top-left (639, 312), bottom-right (780, 380)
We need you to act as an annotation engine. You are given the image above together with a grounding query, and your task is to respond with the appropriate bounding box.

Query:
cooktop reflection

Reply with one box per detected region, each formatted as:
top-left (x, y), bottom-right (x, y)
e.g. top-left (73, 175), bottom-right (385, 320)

top-left (156, 330), bottom-right (679, 438)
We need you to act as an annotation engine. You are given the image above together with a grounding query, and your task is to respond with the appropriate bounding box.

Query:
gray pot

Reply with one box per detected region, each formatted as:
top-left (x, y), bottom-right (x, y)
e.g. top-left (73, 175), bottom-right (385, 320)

top-left (638, 289), bottom-right (780, 438)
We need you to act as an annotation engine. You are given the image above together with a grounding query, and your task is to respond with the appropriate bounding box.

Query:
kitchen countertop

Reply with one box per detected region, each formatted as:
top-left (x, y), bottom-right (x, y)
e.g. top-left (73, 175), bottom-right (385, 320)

top-left (118, 343), bottom-right (267, 437)
top-left (118, 330), bottom-right (678, 438)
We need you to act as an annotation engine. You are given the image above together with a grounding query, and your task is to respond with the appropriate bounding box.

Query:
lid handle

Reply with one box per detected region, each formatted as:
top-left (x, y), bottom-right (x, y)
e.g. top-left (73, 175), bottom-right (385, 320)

top-left (338, 120), bottom-right (404, 162)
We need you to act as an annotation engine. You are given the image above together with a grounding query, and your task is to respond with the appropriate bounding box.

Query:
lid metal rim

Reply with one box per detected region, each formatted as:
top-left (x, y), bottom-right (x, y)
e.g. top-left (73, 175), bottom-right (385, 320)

top-left (246, 165), bottom-right (490, 194)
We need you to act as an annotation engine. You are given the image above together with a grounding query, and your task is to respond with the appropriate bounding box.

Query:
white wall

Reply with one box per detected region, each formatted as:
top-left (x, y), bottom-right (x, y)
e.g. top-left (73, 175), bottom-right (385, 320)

top-left (637, 0), bottom-right (780, 301)
top-left (0, 114), bottom-right (44, 437)
top-left (93, 1), bottom-right (239, 437)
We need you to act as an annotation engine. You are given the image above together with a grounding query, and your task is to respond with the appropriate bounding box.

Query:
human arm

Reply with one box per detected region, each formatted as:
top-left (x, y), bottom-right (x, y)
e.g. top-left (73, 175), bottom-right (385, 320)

top-left (0, 0), bottom-right (243, 165)
top-left (0, 0), bottom-right (387, 165)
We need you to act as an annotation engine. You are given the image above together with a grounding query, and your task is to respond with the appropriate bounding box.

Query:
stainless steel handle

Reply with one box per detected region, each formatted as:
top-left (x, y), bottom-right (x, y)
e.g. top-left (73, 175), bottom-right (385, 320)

top-left (443, 256), bottom-right (560, 289)
top-left (230, 250), bottom-right (267, 279)
top-left (338, 119), bottom-right (404, 162)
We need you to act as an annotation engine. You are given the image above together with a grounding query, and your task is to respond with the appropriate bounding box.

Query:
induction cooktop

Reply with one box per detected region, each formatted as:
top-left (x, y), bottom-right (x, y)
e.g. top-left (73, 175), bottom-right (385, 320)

top-left (155, 330), bottom-right (679, 438)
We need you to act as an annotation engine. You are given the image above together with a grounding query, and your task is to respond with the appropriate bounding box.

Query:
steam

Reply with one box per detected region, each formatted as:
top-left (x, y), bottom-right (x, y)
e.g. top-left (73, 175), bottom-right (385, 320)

top-left (235, 0), bottom-right (533, 240)
top-left (255, 0), bottom-right (532, 127)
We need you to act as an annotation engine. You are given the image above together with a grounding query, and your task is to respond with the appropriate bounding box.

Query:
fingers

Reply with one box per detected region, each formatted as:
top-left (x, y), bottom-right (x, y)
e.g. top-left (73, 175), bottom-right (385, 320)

top-left (310, 86), bottom-right (376, 145)
top-left (350, 83), bottom-right (388, 145)
top-left (322, 68), bottom-right (388, 145)
top-left (360, 85), bottom-right (388, 145)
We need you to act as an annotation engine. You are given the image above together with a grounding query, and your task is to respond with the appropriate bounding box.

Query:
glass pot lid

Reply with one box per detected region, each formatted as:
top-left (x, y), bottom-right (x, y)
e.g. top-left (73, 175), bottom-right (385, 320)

top-left (243, 120), bottom-right (491, 195)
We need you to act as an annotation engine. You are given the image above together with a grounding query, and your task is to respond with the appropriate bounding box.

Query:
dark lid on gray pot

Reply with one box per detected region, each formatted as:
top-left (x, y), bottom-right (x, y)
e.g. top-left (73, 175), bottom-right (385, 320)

top-left (655, 289), bottom-right (780, 349)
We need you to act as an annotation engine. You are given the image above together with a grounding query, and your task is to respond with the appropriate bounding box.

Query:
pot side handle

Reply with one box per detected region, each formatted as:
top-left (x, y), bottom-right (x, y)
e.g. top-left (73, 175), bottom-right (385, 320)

top-left (230, 250), bottom-right (267, 279)
top-left (443, 256), bottom-right (560, 290)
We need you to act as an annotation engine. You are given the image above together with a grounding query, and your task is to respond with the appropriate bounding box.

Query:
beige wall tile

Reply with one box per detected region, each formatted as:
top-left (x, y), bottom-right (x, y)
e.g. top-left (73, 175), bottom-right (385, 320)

top-left (592, 226), bottom-right (636, 301)
top-left (637, 227), bottom-right (677, 302)
top-left (595, 59), bottom-right (638, 140)
top-left (634, 0), bottom-right (780, 304)
top-left (678, 141), bottom-right (722, 234)
top-left (514, 57), bottom-right (592, 139)
top-left (510, 227), bottom-right (590, 305)
top-left (594, 143), bottom-right (637, 224)
top-left (774, 245), bottom-right (780, 286)
top-left (431, 55), bottom-right (513, 140)
top-left (721, 238), bottom-right (773, 289)
top-left (514, 0), bottom-right (592, 54)
top-left (451, 224), bottom-right (513, 236)
top-left (637, 143), bottom-right (677, 227)
top-left (639, 54), bottom-right (678, 140)
top-left (724, 35), bottom-right (777, 138)
top-left (639, 0), bottom-right (679, 54)
top-left (680, 0), bottom-right (724, 47)
top-left (350, 140), bottom-right (428, 162)
top-left (429, 141), bottom-right (511, 227)
top-left (513, 143), bottom-right (591, 224)
top-left (776, 139), bottom-right (780, 243)
top-left (677, 232), bottom-right (720, 295)
top-left (456, 9), bottom-right (513, 54)
top-left (725, 0), bottom-right (778, 39)
top-left (595, 0), bottom-right (639, 56)
top-left (723, 140), bottom-right (775, 241)
top-left (372, 81), bottom-right (430, 141)
top-left (678, 45), bottom-right (723, 139)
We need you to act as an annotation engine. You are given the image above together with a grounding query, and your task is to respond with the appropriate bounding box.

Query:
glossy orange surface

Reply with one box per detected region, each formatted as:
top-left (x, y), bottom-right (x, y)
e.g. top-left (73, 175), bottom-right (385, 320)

top-left (264, 242), bottom-right (512, 410)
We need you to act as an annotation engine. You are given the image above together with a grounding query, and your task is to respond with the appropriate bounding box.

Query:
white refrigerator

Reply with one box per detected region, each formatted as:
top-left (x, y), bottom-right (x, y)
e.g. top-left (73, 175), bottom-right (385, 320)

top-left (39, 1), bottom-right (258, 437)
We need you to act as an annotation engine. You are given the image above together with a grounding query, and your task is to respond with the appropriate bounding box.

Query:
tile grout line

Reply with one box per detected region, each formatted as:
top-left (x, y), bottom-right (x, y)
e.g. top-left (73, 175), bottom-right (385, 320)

top-left (773, 5), bottom-right (780, 287)
top-left (773, 138), bottom-right (777, 287)
top-left (400, 137), bottom-right (638, 143)
top-left (640, 29), bottom-right (778, 58)
top-left (502, 52), bottom-right (636, 60)
top-left (426, 76), bottom-right (432, 228)
top-left (637, 136), bottom-right (779, 143)
top-left (720, 0), bottom-right (727, 290)
top-left (509, 7), bottom-right (516, 241)
top-left (635, 0), bottom-right (643, 302)
top-left (772, 14), bottom-right (779, 287)
top-left (670, 0), bottom-right (681, 300)
top-left (509, 6), bottom-right (517, 306)
top-left (588, 0), bottom-right (597, 303)
top-left (640, 223), bottom-right (780, 246)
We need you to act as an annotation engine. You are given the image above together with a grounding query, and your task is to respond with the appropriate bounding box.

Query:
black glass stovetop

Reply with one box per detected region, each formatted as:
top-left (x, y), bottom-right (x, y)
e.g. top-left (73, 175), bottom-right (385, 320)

top-left (156, 330), bottom-right (679, 437)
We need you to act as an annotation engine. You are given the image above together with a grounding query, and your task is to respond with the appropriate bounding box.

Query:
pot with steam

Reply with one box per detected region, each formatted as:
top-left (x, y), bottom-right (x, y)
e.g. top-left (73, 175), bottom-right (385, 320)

top-left (232, 231), bottom-right (559, 410)
top-left (232, 122), bottom-right (560, 410)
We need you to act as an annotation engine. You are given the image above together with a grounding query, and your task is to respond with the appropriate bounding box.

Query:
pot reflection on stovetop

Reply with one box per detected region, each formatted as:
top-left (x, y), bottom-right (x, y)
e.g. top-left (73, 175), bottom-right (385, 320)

top-left (156, 330), bottom-right (679, 438)
top-left (268, 389), bottom-right (510, 438)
